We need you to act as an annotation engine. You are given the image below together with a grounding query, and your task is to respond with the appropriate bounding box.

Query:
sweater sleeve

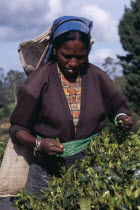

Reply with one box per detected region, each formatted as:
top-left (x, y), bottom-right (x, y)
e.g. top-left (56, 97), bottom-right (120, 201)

top-left (10, 65), bottom-right (49, 130)
top-left (9, 124), bottom-right (31, 144)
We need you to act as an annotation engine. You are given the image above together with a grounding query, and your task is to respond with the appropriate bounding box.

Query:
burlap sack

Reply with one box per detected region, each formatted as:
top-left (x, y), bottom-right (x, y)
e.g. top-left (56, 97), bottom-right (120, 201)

top-left (18, 27), bottom-right (52, 75)
top-left (0, 139), bottom-right (34, 197)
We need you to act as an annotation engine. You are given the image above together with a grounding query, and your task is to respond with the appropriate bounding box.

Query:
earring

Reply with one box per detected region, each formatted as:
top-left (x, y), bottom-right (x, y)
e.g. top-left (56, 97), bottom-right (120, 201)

top-left (53, 50), bottom-right (56, 55)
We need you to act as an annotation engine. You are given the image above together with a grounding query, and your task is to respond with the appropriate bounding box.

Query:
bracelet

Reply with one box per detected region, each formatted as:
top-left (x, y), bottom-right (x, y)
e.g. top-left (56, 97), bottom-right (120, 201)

top-left (36, 138), bottom-right (43, 151)
top-left (114, 113), bottom-right (127, 126)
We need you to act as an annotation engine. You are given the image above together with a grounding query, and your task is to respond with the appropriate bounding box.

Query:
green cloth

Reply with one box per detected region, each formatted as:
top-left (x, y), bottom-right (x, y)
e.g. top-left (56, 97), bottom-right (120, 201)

top-left (59, 133), bottom-right (99, 157)
top-left (37, 133), bottom-right (99, 157)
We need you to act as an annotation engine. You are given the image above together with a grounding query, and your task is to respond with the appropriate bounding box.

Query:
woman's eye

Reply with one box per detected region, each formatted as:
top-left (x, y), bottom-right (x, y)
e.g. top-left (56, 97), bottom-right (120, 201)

top-left (62, 54), bottom-right (86, 60)
top-left (63, 54), bottom-right (72, 59)
top-left (76, 55), bottom-right (85, 60)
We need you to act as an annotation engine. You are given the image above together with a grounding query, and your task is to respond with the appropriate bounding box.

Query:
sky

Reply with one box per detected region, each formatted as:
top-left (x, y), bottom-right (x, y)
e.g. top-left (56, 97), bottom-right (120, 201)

top-left (0, 0), bottom-right (131, 75)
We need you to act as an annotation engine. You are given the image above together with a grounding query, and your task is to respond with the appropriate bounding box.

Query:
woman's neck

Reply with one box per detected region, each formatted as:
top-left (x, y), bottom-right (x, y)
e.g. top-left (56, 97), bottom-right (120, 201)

top-left (64, 74), bottom-right (81, 90)
top-left (63, 72), bottom-right (81, 83)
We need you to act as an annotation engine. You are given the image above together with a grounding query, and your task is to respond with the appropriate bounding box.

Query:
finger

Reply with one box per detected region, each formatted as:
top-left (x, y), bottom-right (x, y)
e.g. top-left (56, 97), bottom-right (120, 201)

top-left (40, 139), bottom-right (63, 154)
top-left (117, 116), bottom-right (134, 126)
top-left (123, 116), bottom-right (134, 123)
top-left (118, 115), bottom-right (128, 120)
top-left (49, 145), bottom-right (64, 153)
top-left (117, 122), bottom-right (129, 128)
top-left (123, 118), bottom-right (130, 122)
top-left (123, 120), bottom-right (134, 127)
top-left (47, 151), bottom-right (60, 155)
top-left (50, 140), bottom-right (64, 149)
top-left (122, 123), bottom-right (133, 130)
top-left (128, 118), bottom-right (135, 125)
top-left (119, 123), bottom-right (131, 130)
top-left (47, 150), bottom-right (63, 155)
top-left (44, 145), bottom-right (63, 155)
top-left (117, 116), bottom-right (127, 125)
top-left (117, 115), bottom-right (131, 123)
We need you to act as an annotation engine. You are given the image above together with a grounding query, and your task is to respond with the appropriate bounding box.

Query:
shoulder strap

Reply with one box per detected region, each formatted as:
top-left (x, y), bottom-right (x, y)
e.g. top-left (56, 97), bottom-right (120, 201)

top-left (18, 27), bottom-right (52, 76)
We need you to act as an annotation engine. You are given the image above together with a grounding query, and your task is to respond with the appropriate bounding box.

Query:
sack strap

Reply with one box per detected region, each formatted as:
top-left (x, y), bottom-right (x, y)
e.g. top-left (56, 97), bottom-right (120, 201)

top-left (18, 27), bottom-right (52, 75)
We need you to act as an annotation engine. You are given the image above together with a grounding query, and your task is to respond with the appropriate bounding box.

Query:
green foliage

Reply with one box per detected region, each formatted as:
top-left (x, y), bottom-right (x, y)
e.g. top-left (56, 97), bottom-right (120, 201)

top-left (7, 103), bottom-right (16, 114)
top-left (0, 106), bottom-right (11, 118)
top-left (0, 68), bottom-right (8, 108)
top-left (102, 57), bottom-right (121, 78)
top-left (131, 112), bottom-right (140, 133)
top-left (0, 137), bottom-right (8, 166)
top-left (5, 69), bottom-right (26, 105)
top-left (114, 76), bottom-right (126, 96)
top-left (114, 76), bottom-right (140, 132)
top-left (119, 0), bottom-right (140, 58)
top-left (0, 68), bottom-right (26, 123)
top-left (124, 73), bottom-right (140, 113)
top-left (0, 103), bottom-right (15, 124)
top-left (118, 0), bottom-right (140, 113)
top-left (13, 129), bottom-right (140, 210)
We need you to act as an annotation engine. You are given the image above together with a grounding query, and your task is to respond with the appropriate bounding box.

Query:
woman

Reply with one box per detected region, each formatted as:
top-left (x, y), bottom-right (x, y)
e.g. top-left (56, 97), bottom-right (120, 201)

top-left (9, 16), bottom-right (134, 195)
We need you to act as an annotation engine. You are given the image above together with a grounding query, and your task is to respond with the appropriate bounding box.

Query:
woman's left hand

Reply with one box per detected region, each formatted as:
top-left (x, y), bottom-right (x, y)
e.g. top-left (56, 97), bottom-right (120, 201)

top-left (117, 115), bottom-right (134, 130)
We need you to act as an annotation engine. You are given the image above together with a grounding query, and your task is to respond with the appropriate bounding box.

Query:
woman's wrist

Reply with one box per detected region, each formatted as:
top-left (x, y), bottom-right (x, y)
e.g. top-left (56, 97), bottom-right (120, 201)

top-left (36, 138), bottom-right (43, 151)
top-left (114, 113), bottom-right (127, 126)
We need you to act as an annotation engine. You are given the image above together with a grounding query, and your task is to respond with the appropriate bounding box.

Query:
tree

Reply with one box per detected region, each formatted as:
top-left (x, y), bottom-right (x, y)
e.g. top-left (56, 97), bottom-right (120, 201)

top-left (0, 68), bottom-right (7, 108)
top-left (102, 57), bottom-right (122, 79)
top-left (0, 69), bottom-right (26, 123)
top-left (5, 70), bottom-right (26, 105)
top-left (118, 0), bottom-right (140, 113)
top-left (114, 76), bottom-right (126, 96)
top-left (0, 67), bottom-right (5, 82)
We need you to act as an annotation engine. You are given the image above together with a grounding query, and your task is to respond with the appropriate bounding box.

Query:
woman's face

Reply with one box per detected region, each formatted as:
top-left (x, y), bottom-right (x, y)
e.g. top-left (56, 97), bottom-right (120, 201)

top-left (55, 40), bottom-right (88, 79)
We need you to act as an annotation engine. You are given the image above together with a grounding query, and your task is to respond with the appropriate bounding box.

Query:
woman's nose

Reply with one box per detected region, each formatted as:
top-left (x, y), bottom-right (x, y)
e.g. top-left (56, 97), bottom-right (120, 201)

top-left (68, 58), bottom-right (78, 68)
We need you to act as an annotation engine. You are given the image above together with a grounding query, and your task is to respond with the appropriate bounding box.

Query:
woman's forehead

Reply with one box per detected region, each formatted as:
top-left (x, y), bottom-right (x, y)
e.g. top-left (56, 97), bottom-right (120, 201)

top-left (59, 40), bottom-right (87, 52)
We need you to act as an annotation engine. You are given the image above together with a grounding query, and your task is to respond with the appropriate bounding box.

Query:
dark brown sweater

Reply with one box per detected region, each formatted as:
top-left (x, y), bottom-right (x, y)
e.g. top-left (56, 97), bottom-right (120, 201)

top-left (10, 62), bottom-right (130, 143)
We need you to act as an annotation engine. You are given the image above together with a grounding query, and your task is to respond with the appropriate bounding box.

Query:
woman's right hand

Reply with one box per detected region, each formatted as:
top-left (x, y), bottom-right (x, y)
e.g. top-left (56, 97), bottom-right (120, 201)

top-left (15, 130), bottom-right (64, 155)
top-left (40, 138), bottom-right (64, 155)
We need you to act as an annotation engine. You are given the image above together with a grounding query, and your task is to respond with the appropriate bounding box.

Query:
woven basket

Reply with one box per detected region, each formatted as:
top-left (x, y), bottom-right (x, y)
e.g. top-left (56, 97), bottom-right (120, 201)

top-left (18, 27), bottom-right (52, 75)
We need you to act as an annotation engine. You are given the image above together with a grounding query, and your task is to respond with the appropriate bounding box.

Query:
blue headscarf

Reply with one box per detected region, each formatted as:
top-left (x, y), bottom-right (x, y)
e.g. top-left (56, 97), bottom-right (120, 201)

top-left (45, 16), bottom-right (93, 62)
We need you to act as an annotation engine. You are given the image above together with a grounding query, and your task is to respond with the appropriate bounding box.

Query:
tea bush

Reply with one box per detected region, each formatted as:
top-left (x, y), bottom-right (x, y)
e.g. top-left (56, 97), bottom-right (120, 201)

top-left (14, 129), bottom-right (140, 210)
